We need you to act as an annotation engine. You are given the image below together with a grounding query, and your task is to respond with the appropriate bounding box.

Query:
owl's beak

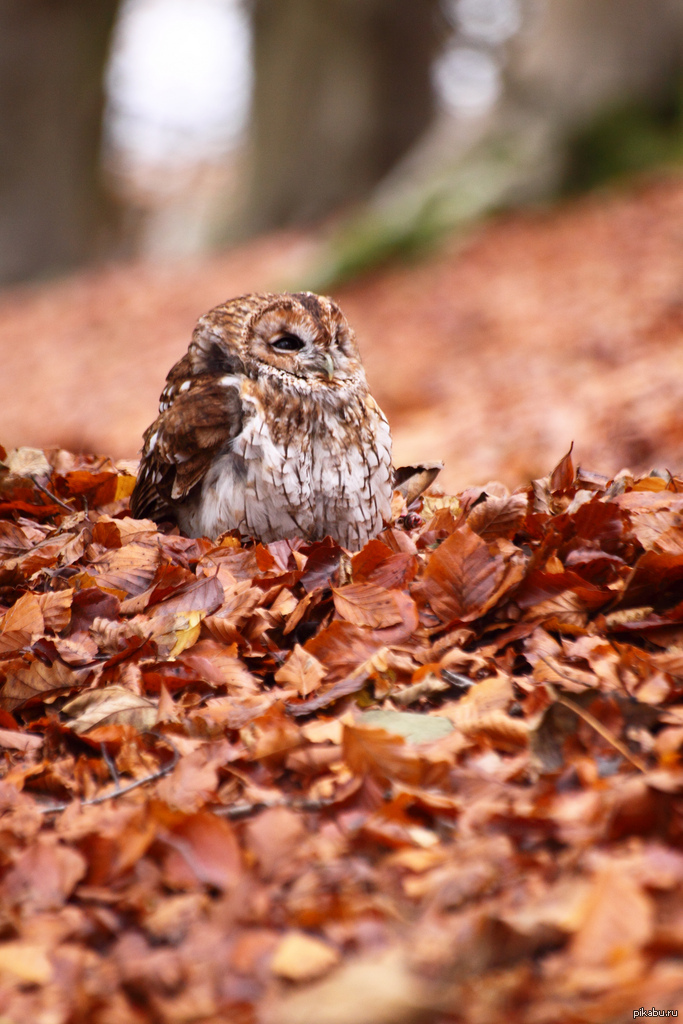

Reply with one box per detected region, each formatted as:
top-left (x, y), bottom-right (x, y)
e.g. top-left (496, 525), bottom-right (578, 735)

top-left (322, 353), bottom-right (335, 381)
top-left (307, 351), bottom-right (335, 381)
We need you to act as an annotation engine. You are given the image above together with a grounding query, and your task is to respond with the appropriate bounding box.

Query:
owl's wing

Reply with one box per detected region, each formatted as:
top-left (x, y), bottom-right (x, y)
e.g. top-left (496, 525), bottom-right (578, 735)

top-left (130, 373), bottom-right (244, 524)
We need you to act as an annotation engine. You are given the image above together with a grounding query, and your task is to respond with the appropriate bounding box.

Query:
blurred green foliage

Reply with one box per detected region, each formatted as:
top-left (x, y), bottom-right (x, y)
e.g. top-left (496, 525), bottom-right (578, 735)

top-left (304, 80), bottom-right (683, 292)
top-left (563, 80), bottom-right (683, 193)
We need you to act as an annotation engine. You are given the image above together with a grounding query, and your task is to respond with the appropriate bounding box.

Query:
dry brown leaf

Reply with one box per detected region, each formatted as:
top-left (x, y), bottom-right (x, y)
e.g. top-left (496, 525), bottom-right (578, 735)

top-left (0, 520), bottom-right (35, 556)
top-left (274, 644), bottom-right (327, 696)
top-left (89, 613), bottom-right (154, 655)
top-left (261, 946), bottom-right (435, 1024)
top-left (3, 535), bottom-right (74, 577)
top-left (0, 655), bottom-right (84, 712)
top-left (91, 513), bottom-right (158, 549)
top-left (417, 526), bottom-right (522, 622)
top-left (51, 633), bottom-right (99, 666)
top-left (1, 591), bottom-right (44, 636)
top-left (517, 570), bottom-right (611, 626)
top-left (86, 542), bottom-right (161, 596)
top-left (1, 835), bottom-right (86, 912)
top-left (156, 741), bottom-right (230, 812)
top-left (160, 810), bottom-right (242, 891)
top-left (203, 579), bottom-right (264, 642)
top-left (304, 620), bottom-right (386, 680)
top-left (0, 629), bottom-right (33, 654)
top-left (332, 582), bottom-right (405, 629)
top-left (500, 875), bottom-right (593, 939)
top-left (245, 806), bottom-right (308, 880)
top-left (38, 588), bottom-right (73, 631)
top-left (343, 722), bottom-right (448, 787)
top-left (241, 705), bottom-right (302, 761)
top-left (550, 444), bottom-right (575, 493)
top-left (467, 492), bottom-right (528, 541)
top-left (0, 727), bottom-right (43, 752)
top-left (440, 672), bottom-right (527, 748)
top-left (62, 685), bottom-right (158, 733)
top-left (569, 867), bottom-right (654, 966)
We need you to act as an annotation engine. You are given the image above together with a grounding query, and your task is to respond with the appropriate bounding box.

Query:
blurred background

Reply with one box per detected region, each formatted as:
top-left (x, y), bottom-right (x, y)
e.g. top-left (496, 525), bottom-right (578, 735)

top-left (2, 0), bottom-right (683, 491)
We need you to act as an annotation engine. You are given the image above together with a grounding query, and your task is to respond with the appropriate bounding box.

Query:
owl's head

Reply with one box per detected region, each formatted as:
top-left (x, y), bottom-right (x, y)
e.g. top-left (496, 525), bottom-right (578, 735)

top-left (191, 291), bottom-right (366, 391)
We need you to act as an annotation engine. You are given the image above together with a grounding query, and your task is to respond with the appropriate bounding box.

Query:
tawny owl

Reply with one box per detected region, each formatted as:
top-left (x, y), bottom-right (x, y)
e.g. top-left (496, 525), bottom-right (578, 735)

top-left (130, 291), bottom-right (394, 550)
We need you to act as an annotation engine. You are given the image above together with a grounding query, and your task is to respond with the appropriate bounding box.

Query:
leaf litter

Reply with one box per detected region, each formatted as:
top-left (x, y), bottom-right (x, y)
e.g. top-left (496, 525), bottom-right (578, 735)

top-left (1, 444), bottom-right (683, 1021)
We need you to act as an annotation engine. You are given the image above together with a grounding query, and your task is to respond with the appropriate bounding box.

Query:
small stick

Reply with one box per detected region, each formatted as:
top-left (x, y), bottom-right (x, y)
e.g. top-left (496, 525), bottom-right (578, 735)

top-left (33, 479), bottom-right (74, 513)
top-left (100, 742), bottom-right (121, 791)
top-left (539, 656), bottom-right (647, 773)
top-left (39, 733), bottom-right (179, 814)
top-left (213, 791), bottom-right (338, 820)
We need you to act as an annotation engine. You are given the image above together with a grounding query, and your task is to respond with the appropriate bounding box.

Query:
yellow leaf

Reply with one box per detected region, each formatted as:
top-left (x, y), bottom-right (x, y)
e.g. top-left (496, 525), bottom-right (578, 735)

top-left (271, 931), bottom-right (339, 981)
top-left (168, 610), bottom-right (205, 658)
top-left (0, 941), bottom-right (52, 983)
top-left (114, 473), bottom-right (137, 500)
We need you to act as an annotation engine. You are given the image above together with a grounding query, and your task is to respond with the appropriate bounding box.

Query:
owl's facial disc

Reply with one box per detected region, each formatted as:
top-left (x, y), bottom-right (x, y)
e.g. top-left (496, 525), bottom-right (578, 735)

top-left (270, 331), bottom-right (335, 381)
top-left (248, 304), bottom-right (355, 385)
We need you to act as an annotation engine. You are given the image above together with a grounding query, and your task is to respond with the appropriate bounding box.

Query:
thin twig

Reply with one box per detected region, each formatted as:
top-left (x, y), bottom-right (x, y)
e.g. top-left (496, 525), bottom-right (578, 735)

top-left (539, 656), bottom-right (647, 773)
top-left (100, 741), bottom-right (121, 791)
top-left (39, 733), bottom-right (180, 814)
top-left (33, 479), bottom-right (74, 513)
top-left (213, 791), bottom-right (339, 820)
top-left (214, 799), bottom-right (279, 820)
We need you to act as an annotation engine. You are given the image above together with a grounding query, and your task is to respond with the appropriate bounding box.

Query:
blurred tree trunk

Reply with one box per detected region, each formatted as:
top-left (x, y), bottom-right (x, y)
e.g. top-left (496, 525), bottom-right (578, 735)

top-left (309, 0), bottom-right (683, 287)
top-left (0, 0), bottom-right (120, 285)
top-left (241, 0), bottom-right (445, 234)
top-left (508, 0), bottom-right (683, 131)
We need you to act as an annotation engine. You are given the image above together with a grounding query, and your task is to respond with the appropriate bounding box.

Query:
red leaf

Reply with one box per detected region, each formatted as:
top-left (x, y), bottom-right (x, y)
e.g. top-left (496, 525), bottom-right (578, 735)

top-left (550, 442), bottom-right (575, 493)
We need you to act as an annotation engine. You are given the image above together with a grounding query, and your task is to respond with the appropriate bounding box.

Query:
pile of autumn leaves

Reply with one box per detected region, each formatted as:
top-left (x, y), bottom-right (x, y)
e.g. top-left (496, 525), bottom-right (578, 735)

top-left (1, 444), bottom-right (683, 1023)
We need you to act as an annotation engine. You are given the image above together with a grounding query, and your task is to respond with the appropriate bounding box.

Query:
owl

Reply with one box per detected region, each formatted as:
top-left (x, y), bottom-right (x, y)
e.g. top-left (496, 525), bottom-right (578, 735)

top-left (130, 291), bottom-right (394, 550)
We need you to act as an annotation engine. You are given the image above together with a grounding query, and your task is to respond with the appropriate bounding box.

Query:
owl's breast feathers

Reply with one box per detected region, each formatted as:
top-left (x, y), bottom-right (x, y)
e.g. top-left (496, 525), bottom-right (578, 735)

top-left (131, 362), bottom-right (392, 547)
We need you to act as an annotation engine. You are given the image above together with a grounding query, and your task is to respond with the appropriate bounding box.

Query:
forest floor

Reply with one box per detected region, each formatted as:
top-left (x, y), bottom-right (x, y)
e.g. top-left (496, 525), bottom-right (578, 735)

top-left (2, 175), bottom-right (683, 1023)
top-left (2, 173), bottom-right (683, 491)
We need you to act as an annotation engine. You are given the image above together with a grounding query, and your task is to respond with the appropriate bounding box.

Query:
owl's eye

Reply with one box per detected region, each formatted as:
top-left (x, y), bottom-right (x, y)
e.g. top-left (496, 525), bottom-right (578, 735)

top-left (271, 333), bottom-right (304, 352)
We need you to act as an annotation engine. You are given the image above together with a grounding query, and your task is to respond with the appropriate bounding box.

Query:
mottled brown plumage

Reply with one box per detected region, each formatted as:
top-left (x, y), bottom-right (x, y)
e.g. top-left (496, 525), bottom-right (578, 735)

top-left (131, 291), bottom-right (394, 549)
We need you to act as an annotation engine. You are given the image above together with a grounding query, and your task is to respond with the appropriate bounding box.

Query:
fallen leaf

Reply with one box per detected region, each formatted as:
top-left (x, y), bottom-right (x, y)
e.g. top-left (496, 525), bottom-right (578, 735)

top-left (275, 643), bottom-right (327, 696)
top-left (62, 685), bottom-right (158, 733)
top-left (0, 655), bottom-right (84, 712)
top-left (161, 811), bottom-right (242, 891)
top-left (86, 542), bottom-right (161, 596)
top-left (0, 591), bottom-right (44, 636)
top-left (1, 836), bottom-right (86, 912)
top-left (467, 493), bottom-right (528, 541)
top-left (358, 709), bottom-right (453, 745)
top-left (0, 941), bottom-right (53, 984)
top-left (0, 727), bottom-right (43, 752)
top-left (569, 867), bottom-right (654, 966)
top-left (271, 931), bottom-right (340, 981)
top-left (332, 582), bottom-right (405, 629)
top-left (416, 526), bottom-right (520, 622)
